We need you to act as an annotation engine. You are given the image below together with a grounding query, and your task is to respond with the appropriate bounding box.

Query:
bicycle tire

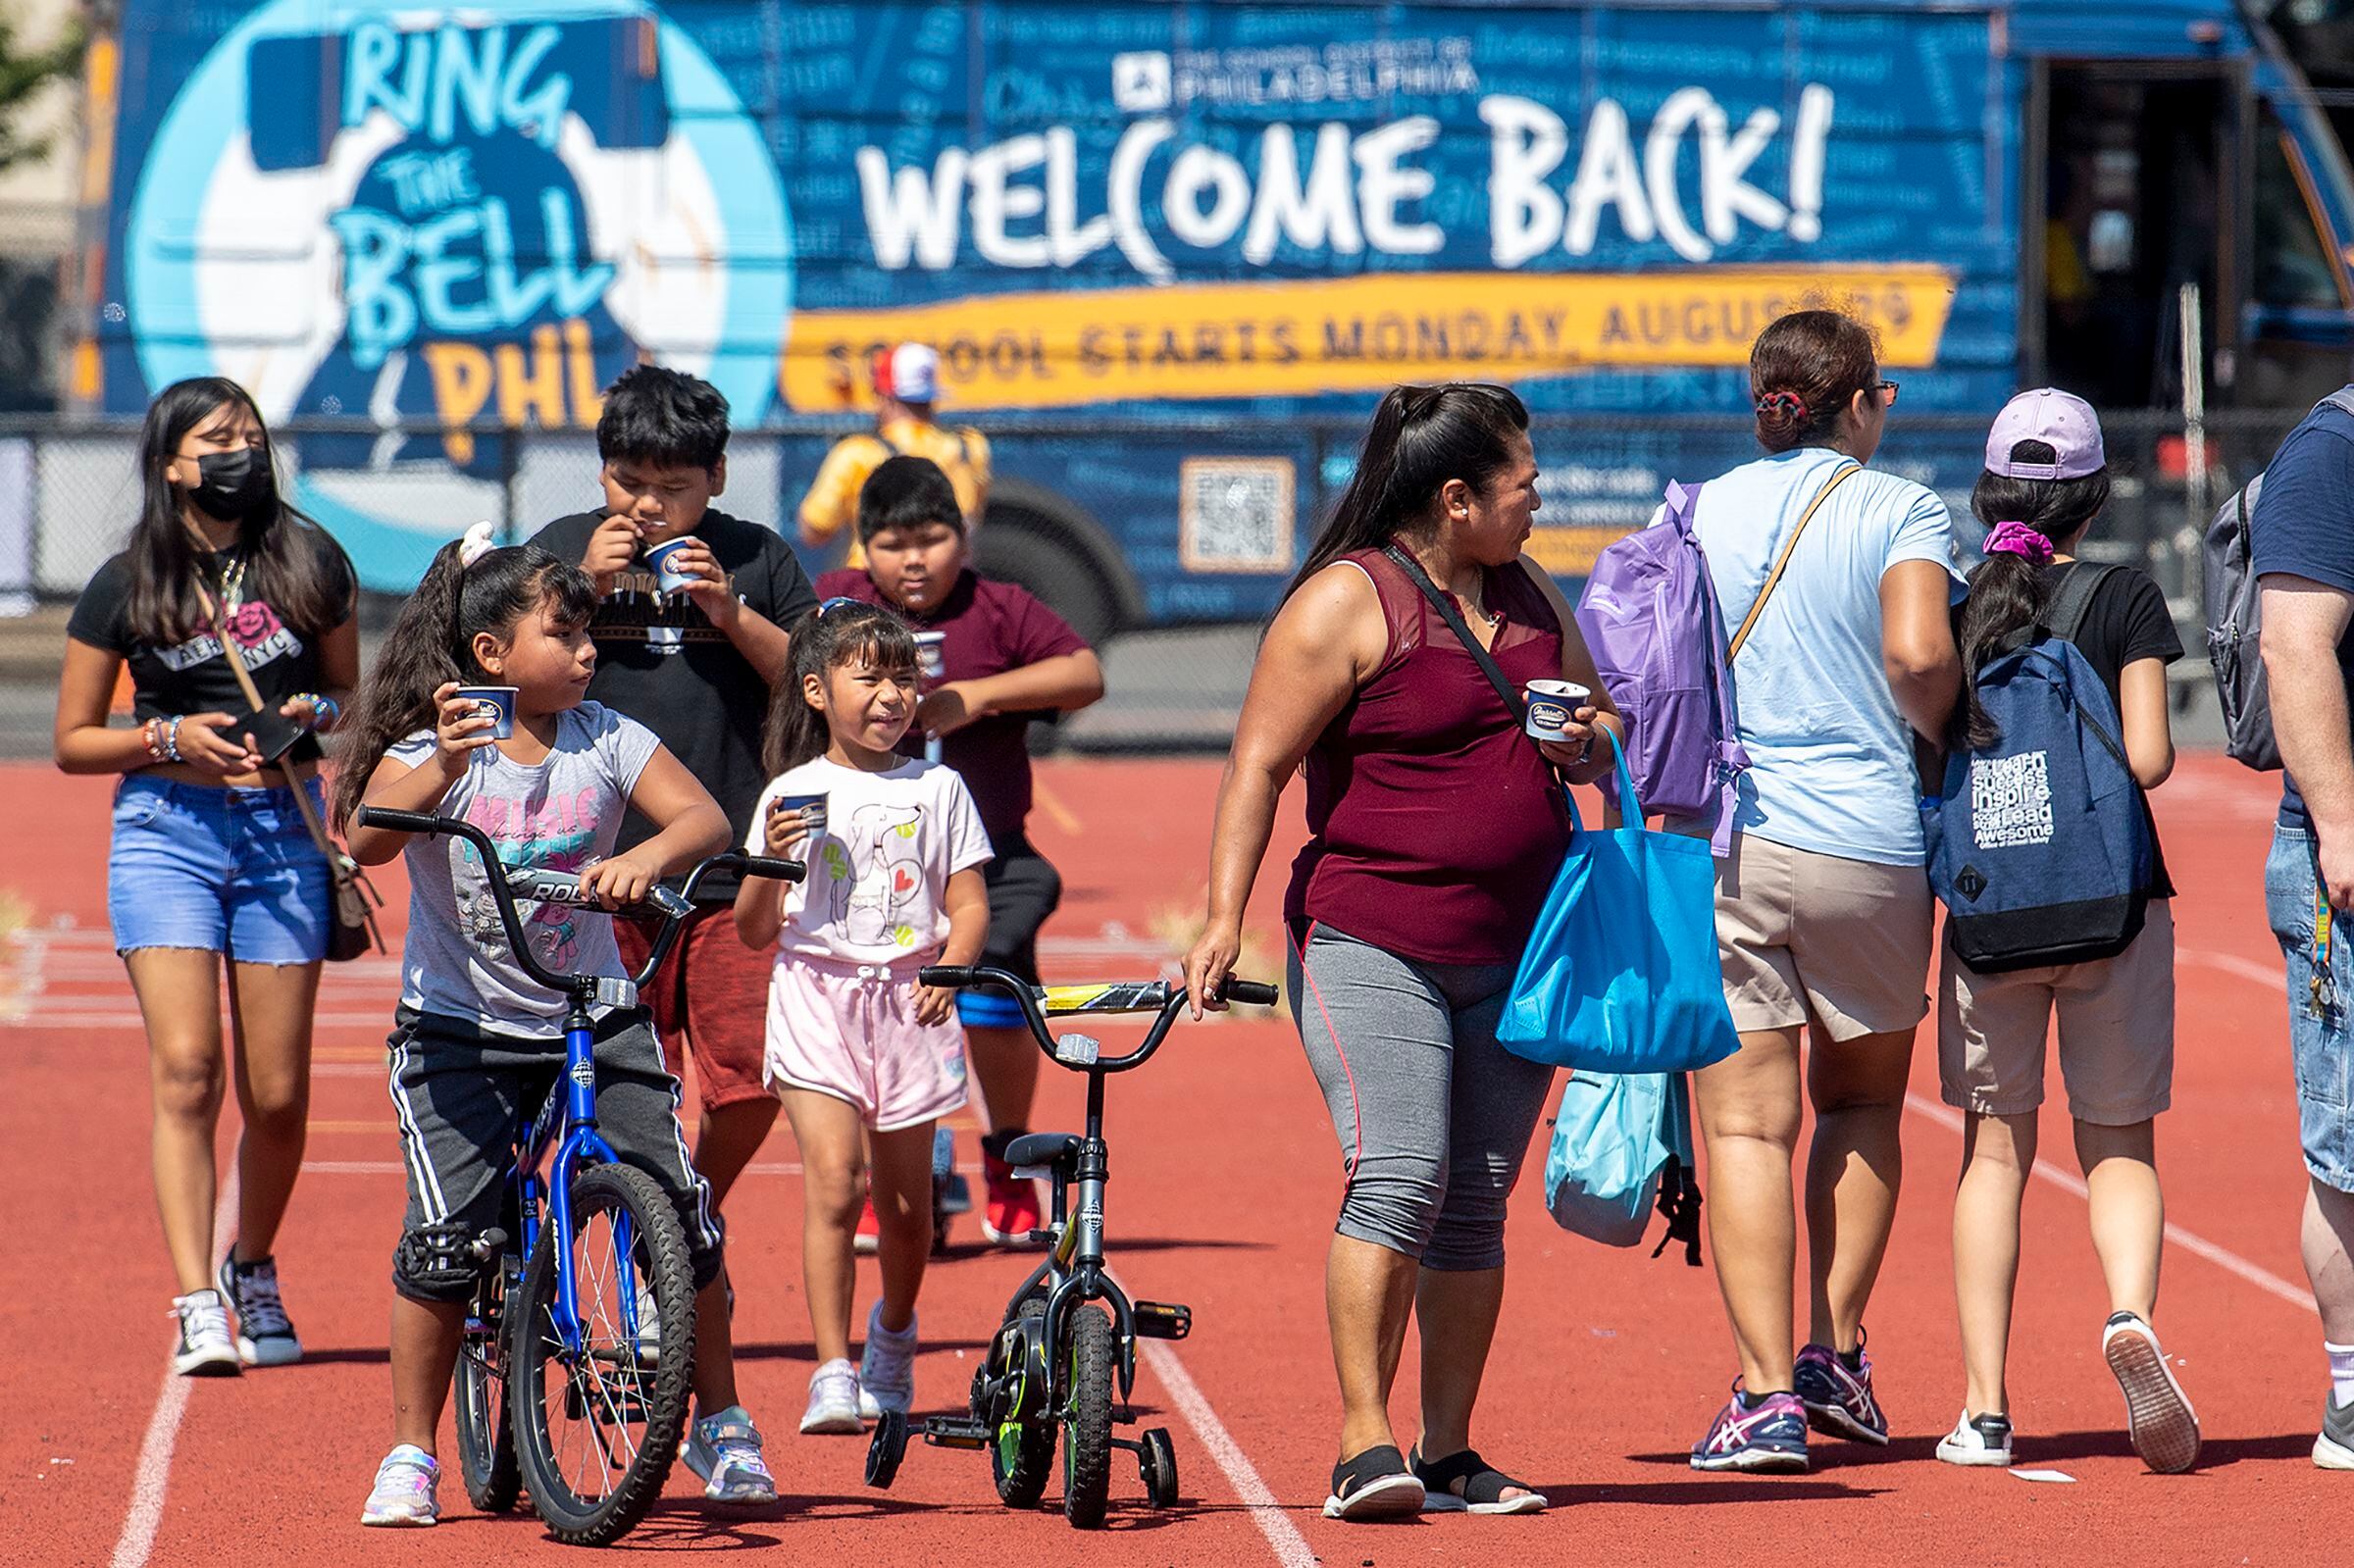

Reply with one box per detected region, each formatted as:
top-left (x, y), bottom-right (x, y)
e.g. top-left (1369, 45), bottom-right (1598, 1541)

top-left (508, 1163), bottom-right (697, 1545)
top-left (1061, 1304), bottom-right (1115, 1528)
top-left (992, 1298), bottom-right (1055, 1508)
top-left (452, 1260), bottom-right (521, 1513)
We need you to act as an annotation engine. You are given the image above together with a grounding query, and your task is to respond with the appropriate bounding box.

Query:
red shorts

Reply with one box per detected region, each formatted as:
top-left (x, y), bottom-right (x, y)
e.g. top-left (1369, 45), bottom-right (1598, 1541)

top-left (616, 907), bottom-right (774, 1112)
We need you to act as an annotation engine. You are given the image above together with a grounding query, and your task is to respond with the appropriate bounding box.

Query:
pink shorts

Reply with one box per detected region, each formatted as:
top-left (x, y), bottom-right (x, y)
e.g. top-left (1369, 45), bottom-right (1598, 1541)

top-left (763, 953), bottom-right (969, 1132)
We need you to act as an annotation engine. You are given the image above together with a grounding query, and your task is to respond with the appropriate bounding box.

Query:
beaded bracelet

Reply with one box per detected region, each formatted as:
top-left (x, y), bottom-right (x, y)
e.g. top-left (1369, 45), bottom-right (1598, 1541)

top-left (143, 716), bottom-right (182, 764)
top-left (288, 691), bottom-right (341, 733)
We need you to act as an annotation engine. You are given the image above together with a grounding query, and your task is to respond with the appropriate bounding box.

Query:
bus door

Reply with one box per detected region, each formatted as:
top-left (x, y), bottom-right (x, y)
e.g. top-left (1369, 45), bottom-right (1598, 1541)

top-left (2026, 60), bottom-right (2243, 408)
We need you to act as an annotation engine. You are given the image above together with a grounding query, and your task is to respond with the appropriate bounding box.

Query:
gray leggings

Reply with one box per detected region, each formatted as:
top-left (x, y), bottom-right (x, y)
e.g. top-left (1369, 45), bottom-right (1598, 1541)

top-left (1287, 922), bottom-right (1557, 1271)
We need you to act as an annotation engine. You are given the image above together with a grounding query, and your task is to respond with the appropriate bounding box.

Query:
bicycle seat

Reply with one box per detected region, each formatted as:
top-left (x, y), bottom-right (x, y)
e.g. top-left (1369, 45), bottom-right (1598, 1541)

top-left (1003, 1132), bottom-right (1081, 1171)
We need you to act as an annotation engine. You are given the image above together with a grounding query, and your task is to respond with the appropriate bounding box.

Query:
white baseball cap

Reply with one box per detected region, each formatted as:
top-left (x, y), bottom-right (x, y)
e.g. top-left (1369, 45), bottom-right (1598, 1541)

top-left (877, 343), bottom-right (941, 404)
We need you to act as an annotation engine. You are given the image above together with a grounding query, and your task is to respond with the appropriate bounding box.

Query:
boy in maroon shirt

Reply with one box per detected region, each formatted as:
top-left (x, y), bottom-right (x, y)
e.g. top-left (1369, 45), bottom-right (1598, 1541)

top-left (816, 456), bottom-right (1104, 1245)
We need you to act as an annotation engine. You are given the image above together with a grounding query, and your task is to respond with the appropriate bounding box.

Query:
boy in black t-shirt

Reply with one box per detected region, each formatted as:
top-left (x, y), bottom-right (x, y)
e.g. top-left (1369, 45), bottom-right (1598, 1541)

top-left (530, 367), bottom-right (817, 1210)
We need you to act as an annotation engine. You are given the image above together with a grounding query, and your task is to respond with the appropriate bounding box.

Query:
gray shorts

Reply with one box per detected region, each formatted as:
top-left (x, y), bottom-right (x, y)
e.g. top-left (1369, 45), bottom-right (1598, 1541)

top-left (1286, 922), bottom-right (1557, 1271)
top-left (385, 1008), bottom-right (724, 1303)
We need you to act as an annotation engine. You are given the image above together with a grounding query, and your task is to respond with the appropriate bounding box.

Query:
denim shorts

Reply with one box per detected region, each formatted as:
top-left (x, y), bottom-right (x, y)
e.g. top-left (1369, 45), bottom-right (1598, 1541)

top-left (107, 774), bottom-right (332, 965)
top-left (2266, 824), bottom-right (2354, 1190)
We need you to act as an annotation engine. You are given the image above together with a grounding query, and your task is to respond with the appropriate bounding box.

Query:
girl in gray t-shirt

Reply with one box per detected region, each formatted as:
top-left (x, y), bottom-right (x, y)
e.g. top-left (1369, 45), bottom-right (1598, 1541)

top-left (333, 536), bottom-right (781, 1525)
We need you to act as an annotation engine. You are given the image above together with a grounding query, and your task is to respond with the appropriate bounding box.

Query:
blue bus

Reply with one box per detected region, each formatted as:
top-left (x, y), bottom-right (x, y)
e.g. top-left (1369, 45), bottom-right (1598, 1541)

top-left (73, 0), bottom-right (2354, 635)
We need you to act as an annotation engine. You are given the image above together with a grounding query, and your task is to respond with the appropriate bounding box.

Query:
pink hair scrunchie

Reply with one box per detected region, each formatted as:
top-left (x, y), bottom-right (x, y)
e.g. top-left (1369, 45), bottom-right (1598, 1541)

top-left (1981, 521), bottom-right (2054, 564)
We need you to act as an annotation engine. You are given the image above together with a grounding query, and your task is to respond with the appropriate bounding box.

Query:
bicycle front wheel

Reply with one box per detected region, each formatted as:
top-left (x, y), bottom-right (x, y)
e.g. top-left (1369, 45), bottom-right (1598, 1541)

top-left (508, 1163), bottom-right (697, 1545)
top-left (452, 1259), bottom-right (520, 1513)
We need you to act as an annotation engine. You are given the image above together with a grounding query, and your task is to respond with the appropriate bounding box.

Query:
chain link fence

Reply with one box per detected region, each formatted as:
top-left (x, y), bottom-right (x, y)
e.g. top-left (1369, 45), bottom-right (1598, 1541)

top-left (0, 406), bottom-right (2301, 757)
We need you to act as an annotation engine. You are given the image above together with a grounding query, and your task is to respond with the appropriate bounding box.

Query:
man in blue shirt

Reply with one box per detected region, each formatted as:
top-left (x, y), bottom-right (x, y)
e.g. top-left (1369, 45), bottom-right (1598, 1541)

top-left (2254, 390), bottom-right (2354, 1471)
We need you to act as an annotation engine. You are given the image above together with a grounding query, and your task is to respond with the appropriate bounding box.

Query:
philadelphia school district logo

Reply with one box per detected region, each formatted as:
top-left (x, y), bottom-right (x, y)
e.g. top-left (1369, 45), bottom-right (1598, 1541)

top-left (123, 0), bottom-right (789, 586)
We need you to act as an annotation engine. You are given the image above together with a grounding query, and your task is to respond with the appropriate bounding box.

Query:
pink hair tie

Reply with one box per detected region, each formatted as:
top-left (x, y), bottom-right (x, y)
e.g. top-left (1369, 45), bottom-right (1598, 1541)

top-left (1982, 521), bottom-right (2054, 564)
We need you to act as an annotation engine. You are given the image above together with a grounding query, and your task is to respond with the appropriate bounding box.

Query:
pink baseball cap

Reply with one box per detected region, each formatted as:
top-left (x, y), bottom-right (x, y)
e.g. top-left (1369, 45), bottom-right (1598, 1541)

top-left (1985, 388), bottom-right (2105, 481)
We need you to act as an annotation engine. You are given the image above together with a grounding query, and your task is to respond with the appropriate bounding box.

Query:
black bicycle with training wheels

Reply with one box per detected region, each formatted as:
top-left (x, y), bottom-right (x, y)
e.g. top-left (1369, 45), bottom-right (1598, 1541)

top-left (862, 967), bottom-right (1278, 1528)
top-left (356, 805), bottom-right (800, 1545)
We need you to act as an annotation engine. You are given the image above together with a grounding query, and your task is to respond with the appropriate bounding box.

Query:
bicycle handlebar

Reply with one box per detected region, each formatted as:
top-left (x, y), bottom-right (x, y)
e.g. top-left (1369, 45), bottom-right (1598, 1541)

top-left (916, 964), bottom-right (1277, 1074)
top-left (355, 806), bottom-right (803, 997)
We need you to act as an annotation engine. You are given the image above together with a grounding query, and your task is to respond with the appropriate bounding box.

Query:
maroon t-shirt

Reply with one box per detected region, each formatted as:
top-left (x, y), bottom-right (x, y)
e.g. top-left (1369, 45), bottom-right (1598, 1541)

top-left (815, 567), bottom-right (1089, 845)
top-left (1283, 548), bottom-right (1574, 967)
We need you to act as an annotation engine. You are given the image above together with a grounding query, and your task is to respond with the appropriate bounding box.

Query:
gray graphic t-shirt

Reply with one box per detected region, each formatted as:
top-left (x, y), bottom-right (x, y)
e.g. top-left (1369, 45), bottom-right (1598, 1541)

top-left (390, 702), bottom-right (660, 1038)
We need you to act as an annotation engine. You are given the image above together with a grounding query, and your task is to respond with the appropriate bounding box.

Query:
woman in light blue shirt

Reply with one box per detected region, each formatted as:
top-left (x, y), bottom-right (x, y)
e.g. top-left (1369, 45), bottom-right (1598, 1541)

top-left (1683, 311), bottom-right (1963, 1474)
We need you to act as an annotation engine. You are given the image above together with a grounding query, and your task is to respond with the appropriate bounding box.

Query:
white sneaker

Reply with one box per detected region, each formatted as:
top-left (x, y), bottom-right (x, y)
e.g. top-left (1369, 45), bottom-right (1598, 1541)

top-left (686, 1405), bottom-right (778, 1503)
top-left (2102, 1312), bottom-right (2200, 1474)
top-left (171, 1290), bottom-right (240, 1377)
top-left (360, 1444), bottom-right (439, 1527)
top-left (217, 1252), bottom-right (302, 1367)
top-left (857, 1302), bottom-right (917, 1419)
top-left (1935, 1410), bottom-right (2014, 1466)
top-left (633, 1277), bottom-right (662, 1364)
top-left (800, 1358), bottom-right (865, 1435)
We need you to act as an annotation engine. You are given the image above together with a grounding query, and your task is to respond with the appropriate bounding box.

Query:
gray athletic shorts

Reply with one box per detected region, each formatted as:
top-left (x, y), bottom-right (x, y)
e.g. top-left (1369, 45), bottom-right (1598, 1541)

top-left (384, 1008), bottom-right (724, 1303)
top-left (1286, 922), bottom-right (1557, 1272)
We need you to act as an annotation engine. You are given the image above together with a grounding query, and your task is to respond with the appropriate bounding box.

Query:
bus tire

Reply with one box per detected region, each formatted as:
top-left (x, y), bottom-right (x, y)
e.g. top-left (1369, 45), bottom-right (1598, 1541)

top-left (978, 481), bottom-right (1142, 646)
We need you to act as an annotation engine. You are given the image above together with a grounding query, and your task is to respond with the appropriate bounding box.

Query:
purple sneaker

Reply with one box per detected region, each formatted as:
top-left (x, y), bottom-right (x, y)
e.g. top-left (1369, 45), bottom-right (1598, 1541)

top-left (1795, 1341), bottom-right (1890, 1445)
top-left (1690, 1385), bottom-right (1810, 1472)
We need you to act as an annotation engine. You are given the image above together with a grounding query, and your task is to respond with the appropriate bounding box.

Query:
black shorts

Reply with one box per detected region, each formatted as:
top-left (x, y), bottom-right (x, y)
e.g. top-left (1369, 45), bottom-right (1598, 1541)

top-left (961, 839), bottom-right (1062, 1029)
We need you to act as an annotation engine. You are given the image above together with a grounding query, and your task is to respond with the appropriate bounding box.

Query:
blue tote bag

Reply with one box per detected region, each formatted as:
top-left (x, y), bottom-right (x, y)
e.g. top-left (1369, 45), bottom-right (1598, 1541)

top-left (1499, 739), bottom-right (1740, 1074)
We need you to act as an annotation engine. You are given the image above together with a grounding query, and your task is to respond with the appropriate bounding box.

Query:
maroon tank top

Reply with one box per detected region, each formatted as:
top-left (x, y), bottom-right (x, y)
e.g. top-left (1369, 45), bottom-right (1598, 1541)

top-left (1284, 547), bottom-right (1574, 966)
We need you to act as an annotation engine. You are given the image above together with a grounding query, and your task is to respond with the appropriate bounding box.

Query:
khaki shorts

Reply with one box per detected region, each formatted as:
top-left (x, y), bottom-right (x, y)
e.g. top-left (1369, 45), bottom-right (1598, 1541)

top-left (1938, 899), bottom-right (2174, 1126)
top-left (1714, 833), bottom-right (1932, 1042)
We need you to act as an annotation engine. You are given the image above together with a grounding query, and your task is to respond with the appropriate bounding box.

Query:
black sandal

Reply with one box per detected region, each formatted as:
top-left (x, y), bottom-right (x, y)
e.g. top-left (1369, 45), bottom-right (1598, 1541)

top-left (1323, 1444), bottom-right (1426, 1521)
top-left (1409, 1447), bottom-right (1547, 1515)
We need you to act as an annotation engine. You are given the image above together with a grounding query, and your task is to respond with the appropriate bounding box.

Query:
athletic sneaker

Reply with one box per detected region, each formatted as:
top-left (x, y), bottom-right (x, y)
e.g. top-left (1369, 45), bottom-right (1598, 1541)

top-left (1935, 1411), bottom-right (2015, 1467)
top-left (2101, 1311), bottom-right (2200, 1474)
top-left (1795, 1339), bottom-right (1889, 1444)
top-left (359, 1444), bottom-right (438, 1527)
top-left (800, 1358), bottom-right (865, 1435)
top-left (216, 1251), bottom-right (302, 1367)
top-left (858, 1301), bottom-right (918, 1418)
top-left (853, 1197), bottom-right (881, 1257)
top-left (685, 1405), bottom-right (778, 1503)
top-left (2316, 1392), bottom-right (2354, 1470)
top-left (633, 1278), bottom-right (662, 1363)
top-left (981, 1149), bottom-right (1043, 1247)
top-left (170, 1289), bottom-right (240, 1377)
top-left (1690, 1385), bottom-right (1810, 1472)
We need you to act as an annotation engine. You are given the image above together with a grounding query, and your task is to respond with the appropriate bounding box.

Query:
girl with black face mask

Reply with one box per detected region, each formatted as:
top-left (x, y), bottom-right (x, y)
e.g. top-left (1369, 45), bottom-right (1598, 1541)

top-left (53, 376), bottom-right (358, 1377)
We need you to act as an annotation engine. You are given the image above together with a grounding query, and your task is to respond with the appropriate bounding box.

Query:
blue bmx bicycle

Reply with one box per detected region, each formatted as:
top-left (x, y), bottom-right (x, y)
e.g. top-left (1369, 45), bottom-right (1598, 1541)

top-left (356, 806), bottom-right (800, 1545)
top-left (862, 966), bottom-right (1276, 1528)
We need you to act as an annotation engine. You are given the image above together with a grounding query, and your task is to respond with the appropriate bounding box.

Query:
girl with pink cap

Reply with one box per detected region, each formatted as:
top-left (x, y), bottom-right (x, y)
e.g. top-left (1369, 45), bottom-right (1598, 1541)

top-left (1935, 388), bottom-right (2199, 1475)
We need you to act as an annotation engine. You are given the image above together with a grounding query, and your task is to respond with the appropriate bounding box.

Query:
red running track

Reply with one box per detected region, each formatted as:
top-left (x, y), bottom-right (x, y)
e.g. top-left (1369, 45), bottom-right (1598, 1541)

top-left (3, 754), bottom-right (2338, 1566)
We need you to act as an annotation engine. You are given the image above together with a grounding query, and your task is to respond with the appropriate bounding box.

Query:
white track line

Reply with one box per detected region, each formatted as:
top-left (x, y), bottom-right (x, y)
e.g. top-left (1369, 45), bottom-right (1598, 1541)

top-left (1904, 1093), bottom-right (2317, 1315)
top-left (111, 1170), bottom-right (239, 1568)
top-left (1135, 1337), bottom-right (1317, 1568)
top-left (2179, 946), bottom-right (2291, 991)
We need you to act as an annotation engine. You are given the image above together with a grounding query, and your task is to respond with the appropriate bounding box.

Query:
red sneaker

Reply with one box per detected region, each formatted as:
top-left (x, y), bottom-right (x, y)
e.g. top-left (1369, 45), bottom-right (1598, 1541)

top-left (982, 1151), bottom-right (1043, 1246)
top-left (854, 1196), bottom-right (880, 1256)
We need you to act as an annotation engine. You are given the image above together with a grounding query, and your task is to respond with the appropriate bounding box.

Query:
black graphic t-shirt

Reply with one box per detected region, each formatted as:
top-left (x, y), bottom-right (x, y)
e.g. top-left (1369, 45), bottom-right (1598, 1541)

top-left (529, 507), bottom-right (818, 899)
top-left (67, 548), bottom-right (356, 765)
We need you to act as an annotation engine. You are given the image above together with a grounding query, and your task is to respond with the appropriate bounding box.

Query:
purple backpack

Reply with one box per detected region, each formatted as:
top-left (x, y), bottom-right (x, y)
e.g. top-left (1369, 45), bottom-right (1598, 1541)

top-left (1575, 468), bottom-right (1860, 854)
top-left (1575, 482), bottom-right (1744, 853)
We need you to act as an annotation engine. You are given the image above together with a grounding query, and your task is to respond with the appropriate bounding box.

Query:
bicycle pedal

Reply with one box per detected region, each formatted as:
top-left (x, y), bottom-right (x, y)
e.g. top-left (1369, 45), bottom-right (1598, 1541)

top-left (919, 1416), bottom-right (991, 1449)
top-left (1133, 1300), bottom-right (1192, 1340)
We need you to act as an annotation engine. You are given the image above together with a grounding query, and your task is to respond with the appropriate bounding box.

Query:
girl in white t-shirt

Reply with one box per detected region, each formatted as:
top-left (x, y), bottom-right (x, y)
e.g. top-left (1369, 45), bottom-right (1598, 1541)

top-left (736, 598), bottom-right (991, 1436)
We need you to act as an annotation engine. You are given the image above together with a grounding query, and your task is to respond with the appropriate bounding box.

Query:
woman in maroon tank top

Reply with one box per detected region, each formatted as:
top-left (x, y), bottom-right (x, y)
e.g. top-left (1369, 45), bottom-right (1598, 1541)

top-left (1183, 384), bottom-right (1621, 1520)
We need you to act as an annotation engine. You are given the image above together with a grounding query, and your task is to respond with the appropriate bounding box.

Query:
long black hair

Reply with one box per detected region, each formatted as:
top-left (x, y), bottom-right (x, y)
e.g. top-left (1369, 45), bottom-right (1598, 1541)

top-left (1952, 436), bottom-right (2114, 749)
top-left (332, 542), bottom-right (597, 825)
top-left (126, 377), bottom-right (351, 644)
top-left (1285, 382), bottom-right (1529, 599)
top-left (762, 600), bottom-right (922, 776)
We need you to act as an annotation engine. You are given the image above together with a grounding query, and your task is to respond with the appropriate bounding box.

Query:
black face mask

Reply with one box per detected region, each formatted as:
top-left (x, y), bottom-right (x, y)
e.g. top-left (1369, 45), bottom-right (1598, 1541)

top-left (187, 446), bottom-right (276, 522)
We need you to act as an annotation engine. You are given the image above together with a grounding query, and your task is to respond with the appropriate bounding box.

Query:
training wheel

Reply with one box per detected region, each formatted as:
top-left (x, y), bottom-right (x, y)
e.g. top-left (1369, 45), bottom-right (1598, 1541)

top-left (1139, 1427), bottom-right (1179, 1509)
top-left (866, 1410), bottom-right (909, 1489)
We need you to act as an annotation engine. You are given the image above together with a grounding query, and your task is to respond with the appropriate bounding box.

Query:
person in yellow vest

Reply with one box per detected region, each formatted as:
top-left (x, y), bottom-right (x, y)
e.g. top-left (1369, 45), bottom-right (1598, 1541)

top-left (799, 344), bottom-right (992, 569)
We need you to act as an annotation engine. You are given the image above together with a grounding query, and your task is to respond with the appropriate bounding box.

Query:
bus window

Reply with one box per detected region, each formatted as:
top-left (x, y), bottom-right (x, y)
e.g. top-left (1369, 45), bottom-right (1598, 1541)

top-left (2255, 114), bottom-right (2349, 309)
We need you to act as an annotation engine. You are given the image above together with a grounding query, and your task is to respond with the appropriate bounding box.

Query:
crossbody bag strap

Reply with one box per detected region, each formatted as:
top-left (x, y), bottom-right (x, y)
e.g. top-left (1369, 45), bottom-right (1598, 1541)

top-left (193, 581), bottom-right (339, 863)
top-left (1381, 543), bottom-right (1526, 723)
top-left (1726, 461), bottom-right (1862, 660)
